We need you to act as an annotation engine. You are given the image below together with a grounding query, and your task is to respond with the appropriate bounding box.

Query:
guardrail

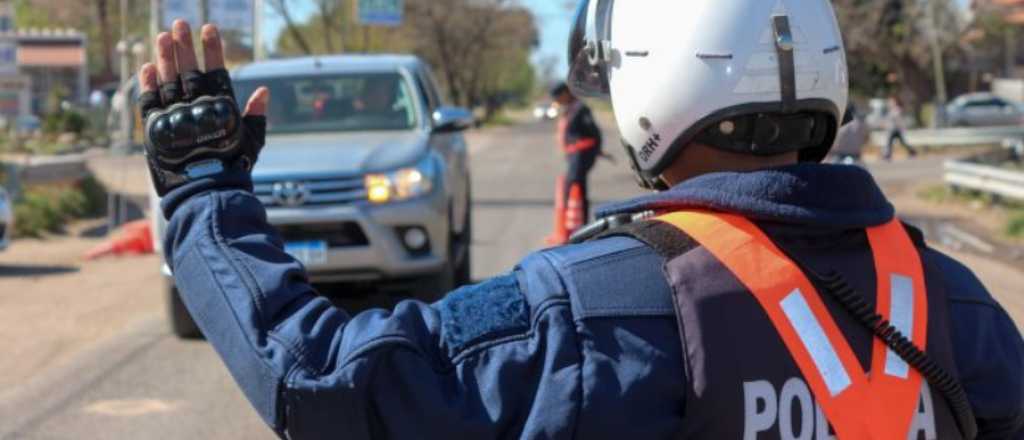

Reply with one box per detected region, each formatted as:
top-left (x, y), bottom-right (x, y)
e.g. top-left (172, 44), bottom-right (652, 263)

top-left (0, 154), bottom-right (90, 198)
top-left (943, 147), bottom-right (1024, 202)
top-left (870, 125), bottom-right (1024, 148)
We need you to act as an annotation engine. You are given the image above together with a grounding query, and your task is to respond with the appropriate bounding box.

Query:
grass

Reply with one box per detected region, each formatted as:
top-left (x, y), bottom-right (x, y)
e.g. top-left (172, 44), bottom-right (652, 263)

top-left (12, 177), bottom-right (107, 238)
top-left (917, 184), bottom-right (1024, 240)
top-left (1008, 210), bottom-right (1024, 239)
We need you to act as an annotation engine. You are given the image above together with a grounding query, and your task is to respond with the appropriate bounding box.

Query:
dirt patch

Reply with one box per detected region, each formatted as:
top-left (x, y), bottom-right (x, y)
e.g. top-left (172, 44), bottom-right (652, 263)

top-left (0, 220), bottom-right (163, 397)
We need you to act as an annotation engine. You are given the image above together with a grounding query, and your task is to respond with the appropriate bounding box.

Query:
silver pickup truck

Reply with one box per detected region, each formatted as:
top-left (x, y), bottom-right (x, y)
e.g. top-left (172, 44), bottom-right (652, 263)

top-left (148, 55), bottom-right (474, 338)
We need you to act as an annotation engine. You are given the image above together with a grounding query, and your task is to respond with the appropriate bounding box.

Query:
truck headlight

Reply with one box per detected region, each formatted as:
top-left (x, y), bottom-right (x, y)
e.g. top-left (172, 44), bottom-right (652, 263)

top-left (365, 159), bottom-right (435, 204)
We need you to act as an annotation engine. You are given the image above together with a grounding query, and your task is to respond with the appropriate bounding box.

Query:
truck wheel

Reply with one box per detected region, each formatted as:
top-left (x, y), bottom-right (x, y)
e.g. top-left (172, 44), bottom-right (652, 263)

top-left (421, 264), bottom-right (455, 302)
top-left (166, 280), bottom-right (203, 339)
top-left (453, 193), bottom-right (472, 287)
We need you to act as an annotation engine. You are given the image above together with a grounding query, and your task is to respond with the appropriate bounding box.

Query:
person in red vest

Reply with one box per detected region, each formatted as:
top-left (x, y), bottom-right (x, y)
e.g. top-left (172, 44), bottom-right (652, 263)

top-left (546, 82), bottom-right (603, 245)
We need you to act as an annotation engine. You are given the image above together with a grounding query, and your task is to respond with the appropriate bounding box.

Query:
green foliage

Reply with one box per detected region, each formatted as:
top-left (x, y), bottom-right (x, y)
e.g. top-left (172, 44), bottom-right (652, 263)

top-left (270, 0), bottom-right (538, 112)
top-left (12, 177), bottom-right (107, 238)
top-left (42, 110), bottom-right (88, 135)
top-left (1007, 210), bottom-right (1024, 238)
top-left (13, 190), bottom-right (63, 237)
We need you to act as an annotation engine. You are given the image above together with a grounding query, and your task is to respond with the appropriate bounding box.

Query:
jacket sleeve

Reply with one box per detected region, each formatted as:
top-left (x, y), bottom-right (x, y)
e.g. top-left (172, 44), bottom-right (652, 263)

top-left (928, 250), bottom-right (1024, 438)
top-left (161, 179), bottom-right (582, 439)
top-left (564, 106), bottom-right (602, 154)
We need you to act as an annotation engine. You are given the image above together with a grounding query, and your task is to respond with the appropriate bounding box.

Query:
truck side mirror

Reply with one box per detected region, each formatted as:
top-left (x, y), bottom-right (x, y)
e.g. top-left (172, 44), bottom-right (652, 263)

top-left (432, 107), bottom-right (474, 133)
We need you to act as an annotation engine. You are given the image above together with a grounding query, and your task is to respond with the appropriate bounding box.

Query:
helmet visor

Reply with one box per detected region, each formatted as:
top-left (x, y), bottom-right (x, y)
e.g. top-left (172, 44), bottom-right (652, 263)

top-left (567, 0), bottom-right (613, 98)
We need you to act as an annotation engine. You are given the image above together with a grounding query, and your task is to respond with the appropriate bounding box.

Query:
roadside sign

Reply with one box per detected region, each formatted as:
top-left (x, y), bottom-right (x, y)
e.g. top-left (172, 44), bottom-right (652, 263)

top-left (209, 0), bottom-right (253, 32)
top-left (0, 75), bottom-right (30, 118)
top-left (161, 0), bottom-right (202, 29)
top-left (0, 38), bottom-right (16, 75)
top-left (358, 0), bottom-right (403, 26)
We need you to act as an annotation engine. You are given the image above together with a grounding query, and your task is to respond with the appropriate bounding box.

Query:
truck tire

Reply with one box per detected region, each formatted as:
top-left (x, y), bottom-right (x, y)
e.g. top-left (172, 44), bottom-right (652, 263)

top-left (453, 193), bottom-right (472, 287)
top-left (166, 280), bottom-right (203, 339)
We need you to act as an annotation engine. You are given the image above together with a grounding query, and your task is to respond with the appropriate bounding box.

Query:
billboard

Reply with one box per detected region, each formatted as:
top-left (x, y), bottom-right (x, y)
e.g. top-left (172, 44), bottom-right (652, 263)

top-left (358, 0), bottom-right (403, 26)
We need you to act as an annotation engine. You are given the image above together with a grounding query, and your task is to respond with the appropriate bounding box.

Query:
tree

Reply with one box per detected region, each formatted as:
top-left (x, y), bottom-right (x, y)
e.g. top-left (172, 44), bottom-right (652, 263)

top-left (270, 0), bottom-right (539, 116)
top-left (404, 0), bottom-right (538, 108)
top-left (833, 0), bottom-right (964, 118)
top-left (266, 0), bottom-right (314, 54)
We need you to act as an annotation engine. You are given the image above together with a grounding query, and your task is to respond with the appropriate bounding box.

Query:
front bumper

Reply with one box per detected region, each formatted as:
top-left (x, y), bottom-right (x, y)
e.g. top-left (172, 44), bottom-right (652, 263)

top-left (265, 192), bottom-right (449, 283)
top-left (158, 189), bottom-right (450, 284)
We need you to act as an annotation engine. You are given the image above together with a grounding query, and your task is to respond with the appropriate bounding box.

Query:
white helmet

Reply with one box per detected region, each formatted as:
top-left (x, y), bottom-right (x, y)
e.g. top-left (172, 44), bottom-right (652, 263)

top-left (568, 0), bottom-right (849, 189)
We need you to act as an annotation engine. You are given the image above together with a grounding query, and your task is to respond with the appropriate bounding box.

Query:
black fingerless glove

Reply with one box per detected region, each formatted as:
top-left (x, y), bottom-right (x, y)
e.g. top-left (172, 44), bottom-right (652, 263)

top-left (140, 68), bottom-right (265, 197)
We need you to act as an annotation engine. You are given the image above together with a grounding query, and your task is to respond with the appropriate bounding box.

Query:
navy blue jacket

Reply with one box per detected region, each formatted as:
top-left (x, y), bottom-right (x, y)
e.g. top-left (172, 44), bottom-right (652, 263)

top-left (162, 164), bottom-right (1024, 439)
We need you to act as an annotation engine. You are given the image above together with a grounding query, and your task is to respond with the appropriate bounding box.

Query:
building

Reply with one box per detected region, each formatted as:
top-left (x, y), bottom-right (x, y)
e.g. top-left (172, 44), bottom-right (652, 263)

top-left (0, 1), bottom-right (87, 120)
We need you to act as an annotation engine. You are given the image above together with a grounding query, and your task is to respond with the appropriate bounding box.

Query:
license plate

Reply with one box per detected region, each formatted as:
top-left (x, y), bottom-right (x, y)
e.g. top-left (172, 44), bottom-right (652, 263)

top-left (284, 241), bottom-right (328, 266)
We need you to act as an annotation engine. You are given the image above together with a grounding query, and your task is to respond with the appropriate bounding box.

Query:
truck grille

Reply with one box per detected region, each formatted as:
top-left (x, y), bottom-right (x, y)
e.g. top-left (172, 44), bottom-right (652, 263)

top-left (254, 177), bottom-right (367, 207)
top-left (275, 222), bottom-right (369, 248)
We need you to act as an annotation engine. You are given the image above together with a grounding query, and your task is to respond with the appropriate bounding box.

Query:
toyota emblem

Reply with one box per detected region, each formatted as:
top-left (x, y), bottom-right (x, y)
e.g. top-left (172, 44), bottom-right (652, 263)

top-left (272, 181), bottom-right (310, 207)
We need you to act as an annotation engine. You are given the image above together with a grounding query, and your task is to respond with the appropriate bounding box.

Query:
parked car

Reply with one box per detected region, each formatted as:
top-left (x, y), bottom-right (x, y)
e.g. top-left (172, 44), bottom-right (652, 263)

top-left (945, 93), bottom-right (1024, 127)
top-left (146, 55), bottom-right (475, 338)
top-left (0, 185), bottom-right (12, 251)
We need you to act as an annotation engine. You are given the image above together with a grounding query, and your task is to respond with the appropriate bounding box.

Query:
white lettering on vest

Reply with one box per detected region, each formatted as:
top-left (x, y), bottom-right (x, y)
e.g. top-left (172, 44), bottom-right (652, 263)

top-left (908, 385), bottom-right (938, 440)
top-left (743, 378), bottom-right (937, 439)
top-left (744, 380), bottom-right (777, 440)
top-left (779, 377), bottom-right (813, 440)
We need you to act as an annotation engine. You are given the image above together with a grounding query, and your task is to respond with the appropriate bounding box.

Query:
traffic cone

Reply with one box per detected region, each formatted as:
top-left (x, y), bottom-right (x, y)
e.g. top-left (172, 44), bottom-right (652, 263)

top-left (565, 183), bottom-right (585, 234)
top-left (545, 175), bottom-right (569, 245)
top-left (85, 220), bottom-right (155, 260)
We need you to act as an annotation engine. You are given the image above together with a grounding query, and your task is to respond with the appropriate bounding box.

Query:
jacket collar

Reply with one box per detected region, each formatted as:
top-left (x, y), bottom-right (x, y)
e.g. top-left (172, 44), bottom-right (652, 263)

top-left (597, 164), bottom-right (894, 229)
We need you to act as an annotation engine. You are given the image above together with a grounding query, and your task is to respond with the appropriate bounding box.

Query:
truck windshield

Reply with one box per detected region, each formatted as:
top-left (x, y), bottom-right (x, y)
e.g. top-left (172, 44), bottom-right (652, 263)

top-left (234, 72), bottom-right (419, 134)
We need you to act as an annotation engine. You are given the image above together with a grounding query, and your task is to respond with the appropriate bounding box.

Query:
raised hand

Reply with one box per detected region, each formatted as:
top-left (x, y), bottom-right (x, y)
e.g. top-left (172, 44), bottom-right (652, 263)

top-left (138, 20), bottom-right (269, 197)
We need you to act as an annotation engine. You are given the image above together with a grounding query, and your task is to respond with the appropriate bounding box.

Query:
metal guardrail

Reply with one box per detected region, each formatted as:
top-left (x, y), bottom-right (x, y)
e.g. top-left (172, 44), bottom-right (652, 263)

top-left (17, 154), bottom-right (90, 186)
top-left (870, 125), bottom-right (1024, 148)
top-left (943, 147), bottom-right (1024, 202)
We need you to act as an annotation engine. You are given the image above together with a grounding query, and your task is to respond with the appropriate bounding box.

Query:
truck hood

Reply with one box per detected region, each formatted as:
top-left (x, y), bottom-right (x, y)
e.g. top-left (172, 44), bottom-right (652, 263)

top-left (253, 130), bottom-right (429, 179)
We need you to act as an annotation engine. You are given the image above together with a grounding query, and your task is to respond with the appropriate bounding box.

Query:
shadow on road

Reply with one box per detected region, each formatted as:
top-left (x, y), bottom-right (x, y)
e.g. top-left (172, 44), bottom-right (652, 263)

top-left (0, 264), bottom-right (79, 278)
top-left (78, 195), bottom-right (148, 238)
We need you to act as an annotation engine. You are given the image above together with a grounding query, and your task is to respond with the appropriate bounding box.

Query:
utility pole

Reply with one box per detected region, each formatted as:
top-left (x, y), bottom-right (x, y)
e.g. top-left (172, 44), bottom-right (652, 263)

top-left (253, 0), bottom-right (265, 60)
top-left (926, 0), bottom-right (948, 127)
top-left (150, 0), bottom-right (161, 45)
top-left (1006, 27), bottom-right (1018, 78)
top-left (200, 0), bottom-right (210, 25)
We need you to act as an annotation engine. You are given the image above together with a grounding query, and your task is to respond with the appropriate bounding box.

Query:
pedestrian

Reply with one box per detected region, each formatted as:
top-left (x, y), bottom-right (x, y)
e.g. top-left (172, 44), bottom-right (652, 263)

top-left (885, 94), bottom-right (918, 160)
top-left (829, 103), bottom-right (869, 165)
top-left (546, 82), bottom-right (602, 245)
top-left (140, 4), bottom-right (1023, 439)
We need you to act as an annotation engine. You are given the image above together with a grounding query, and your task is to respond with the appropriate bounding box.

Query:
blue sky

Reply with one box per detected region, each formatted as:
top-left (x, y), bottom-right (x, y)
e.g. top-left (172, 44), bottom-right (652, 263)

top-left (264, 0), bottom-right (971, 77)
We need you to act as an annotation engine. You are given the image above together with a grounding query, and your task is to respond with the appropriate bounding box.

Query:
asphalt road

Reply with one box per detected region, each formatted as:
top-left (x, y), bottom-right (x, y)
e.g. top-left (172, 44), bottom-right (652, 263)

top-left (0, 119), bottom-right (1021, 439)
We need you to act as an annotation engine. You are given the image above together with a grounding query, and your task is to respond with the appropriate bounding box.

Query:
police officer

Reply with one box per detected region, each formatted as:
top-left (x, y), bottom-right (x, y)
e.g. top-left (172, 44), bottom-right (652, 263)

top-left (141, 2), bottom-right (1024, 438)
top-left (546, 82), bottom-right (603, 245)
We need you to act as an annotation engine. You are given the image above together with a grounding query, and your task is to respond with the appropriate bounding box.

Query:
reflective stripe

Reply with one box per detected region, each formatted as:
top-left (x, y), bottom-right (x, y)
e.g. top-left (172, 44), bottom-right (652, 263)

top-left (780, 289), bottom-right (852, 397)
top-left (657, 210), bottom-right (930, 440)
top-left (884, 274), bottom-right (914, 379)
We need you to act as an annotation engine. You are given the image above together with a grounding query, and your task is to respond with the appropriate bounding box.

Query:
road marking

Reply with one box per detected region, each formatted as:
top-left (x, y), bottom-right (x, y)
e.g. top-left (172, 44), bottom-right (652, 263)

top-left (82, 399), bottom-right (179, 417)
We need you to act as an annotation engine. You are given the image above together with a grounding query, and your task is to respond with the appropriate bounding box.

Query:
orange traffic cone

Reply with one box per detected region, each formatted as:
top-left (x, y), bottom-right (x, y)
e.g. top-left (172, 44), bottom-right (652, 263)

top-left (565, 183), bottom-right (585, 234)
top-left (545, 175), bottom-right (569, 245)
top-left (85, 220), bottom-right (155, 260)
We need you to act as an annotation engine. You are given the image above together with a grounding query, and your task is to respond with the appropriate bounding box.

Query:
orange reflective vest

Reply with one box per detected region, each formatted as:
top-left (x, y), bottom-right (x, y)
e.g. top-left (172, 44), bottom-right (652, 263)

top-left (657, 210), bottom-right (929, 439)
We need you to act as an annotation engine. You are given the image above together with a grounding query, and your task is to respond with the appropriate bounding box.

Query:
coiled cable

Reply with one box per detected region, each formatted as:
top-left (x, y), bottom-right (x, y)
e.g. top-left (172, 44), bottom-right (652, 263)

top-left (814, 269), bottom-right (978, 440)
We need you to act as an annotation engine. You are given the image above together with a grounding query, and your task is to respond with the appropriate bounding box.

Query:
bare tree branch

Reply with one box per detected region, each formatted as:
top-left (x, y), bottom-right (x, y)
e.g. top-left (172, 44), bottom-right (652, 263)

top-left (267, 0), bottom-right (314, 54)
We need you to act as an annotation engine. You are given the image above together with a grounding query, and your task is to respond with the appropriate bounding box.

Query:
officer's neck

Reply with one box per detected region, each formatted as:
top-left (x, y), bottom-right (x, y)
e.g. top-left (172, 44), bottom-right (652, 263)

top-left (660, 143), bottom-right (799, 186)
